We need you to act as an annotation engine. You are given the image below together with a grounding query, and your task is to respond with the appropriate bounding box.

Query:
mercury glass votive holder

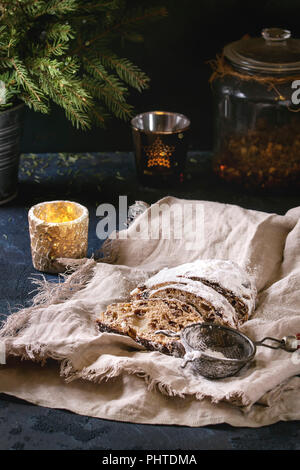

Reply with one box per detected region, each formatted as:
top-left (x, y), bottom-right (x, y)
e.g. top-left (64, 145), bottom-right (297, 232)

top-left (28, 200), bottom-right (89, 274)
top-left (131, 111), bottom-right (191, 187)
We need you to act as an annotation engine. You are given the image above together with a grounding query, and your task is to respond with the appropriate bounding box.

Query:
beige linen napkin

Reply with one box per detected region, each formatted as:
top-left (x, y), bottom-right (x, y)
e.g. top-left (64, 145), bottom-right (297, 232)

top-left (0, 197), bottom-right (299, 426)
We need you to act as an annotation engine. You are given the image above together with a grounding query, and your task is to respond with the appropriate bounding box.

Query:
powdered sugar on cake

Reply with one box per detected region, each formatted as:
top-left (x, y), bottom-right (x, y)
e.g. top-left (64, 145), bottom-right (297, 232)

top-left (131, 259), bottom-right (257, 323)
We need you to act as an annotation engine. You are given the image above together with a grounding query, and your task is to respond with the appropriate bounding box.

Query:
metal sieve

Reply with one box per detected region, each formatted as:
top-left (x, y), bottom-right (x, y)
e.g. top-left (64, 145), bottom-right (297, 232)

top-left (156, 323), bottom-right (300, 379)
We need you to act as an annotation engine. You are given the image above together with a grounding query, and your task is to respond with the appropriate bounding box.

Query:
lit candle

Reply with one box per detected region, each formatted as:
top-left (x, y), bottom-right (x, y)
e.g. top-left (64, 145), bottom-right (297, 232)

top-left (131, 111), bottom-right (190, 187)
top-left (28, 200), bottom-right (89, 273)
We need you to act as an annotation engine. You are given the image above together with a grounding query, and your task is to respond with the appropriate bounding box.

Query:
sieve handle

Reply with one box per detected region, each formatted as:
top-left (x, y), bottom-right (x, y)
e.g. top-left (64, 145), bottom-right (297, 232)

top-left (255, 335), bottom-right (299, 352)
top-left (155, 329), bottom-right (180, 338)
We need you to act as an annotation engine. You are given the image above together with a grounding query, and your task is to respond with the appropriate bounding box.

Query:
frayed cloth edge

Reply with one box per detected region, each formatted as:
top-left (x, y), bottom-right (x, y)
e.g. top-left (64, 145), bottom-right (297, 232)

top-left (59, 358), bottom-right (252, 407)
top-left (0, 258), bottom-right (97, 340)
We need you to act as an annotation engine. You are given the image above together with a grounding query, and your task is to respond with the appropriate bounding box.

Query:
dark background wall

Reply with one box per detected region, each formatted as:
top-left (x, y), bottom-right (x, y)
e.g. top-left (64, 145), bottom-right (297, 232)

top-left (21, 0), bottom-right (300, 153)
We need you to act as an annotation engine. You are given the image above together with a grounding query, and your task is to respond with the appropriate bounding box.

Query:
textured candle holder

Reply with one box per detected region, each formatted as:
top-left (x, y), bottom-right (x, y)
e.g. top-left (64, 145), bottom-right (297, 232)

top-left (28, 200), bottom-right (89, 274)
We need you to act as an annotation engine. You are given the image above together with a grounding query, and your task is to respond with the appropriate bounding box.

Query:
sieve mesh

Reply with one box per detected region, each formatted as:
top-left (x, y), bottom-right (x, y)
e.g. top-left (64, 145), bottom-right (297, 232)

top-left (181, 323), bottom-right (256, 379)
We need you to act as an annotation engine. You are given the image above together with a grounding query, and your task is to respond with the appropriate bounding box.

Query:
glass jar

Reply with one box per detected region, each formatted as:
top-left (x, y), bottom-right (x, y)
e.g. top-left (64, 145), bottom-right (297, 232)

top-left (212, 28), bottom-right (300, 191)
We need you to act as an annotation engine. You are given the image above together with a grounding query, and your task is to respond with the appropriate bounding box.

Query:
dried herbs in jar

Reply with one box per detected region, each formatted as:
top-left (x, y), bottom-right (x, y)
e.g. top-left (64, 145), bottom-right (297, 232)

top-left (211, 28), bottom-right (300, 191)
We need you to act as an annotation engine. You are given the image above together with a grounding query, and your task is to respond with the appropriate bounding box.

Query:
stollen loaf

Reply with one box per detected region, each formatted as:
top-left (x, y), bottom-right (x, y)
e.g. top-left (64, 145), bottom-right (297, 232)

top-left (97, 259), bottom-right (257, 355)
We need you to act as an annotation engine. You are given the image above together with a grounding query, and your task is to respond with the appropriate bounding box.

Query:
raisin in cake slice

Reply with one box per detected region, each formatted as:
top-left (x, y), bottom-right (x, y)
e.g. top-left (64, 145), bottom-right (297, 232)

top-left (131, 259), bottom-right (256, 325)
top-left (97, 298), bottom-right (201, 356)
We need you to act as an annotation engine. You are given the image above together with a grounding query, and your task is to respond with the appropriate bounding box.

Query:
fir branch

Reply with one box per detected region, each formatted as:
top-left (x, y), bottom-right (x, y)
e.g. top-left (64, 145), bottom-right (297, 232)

top-left (83, 77), bottom-right (133, 120)
top-left (100, 52), bottom-right (150, 92)
top-left (44, 41), bottom-right (68, 57)
top-left (10, 57), bottom-right (48, 112)
top-left (46, 22), bottom-right (74, 42)
top-left (31, 57), bottom-right (93, 128)
top-left (43, 78), bottom-right (92, 129)
top-left (97, 88), bottom-right (133, 120)
top-left (0, 1), bottom-right (167, 128)
top-left (25, 0), bottom-right (77, 18)
top-left (82, 56), bottom-right (126, 100)
top-left (89, 103), bottom-right (109, 127)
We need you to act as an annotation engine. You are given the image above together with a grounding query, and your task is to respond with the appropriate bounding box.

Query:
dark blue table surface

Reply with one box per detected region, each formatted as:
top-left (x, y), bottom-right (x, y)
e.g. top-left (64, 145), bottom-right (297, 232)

top-left (0, 152), bottom-right (299, 450)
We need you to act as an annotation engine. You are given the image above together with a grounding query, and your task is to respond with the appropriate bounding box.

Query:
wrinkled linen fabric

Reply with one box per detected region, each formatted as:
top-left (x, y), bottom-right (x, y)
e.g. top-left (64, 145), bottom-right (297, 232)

top-left (0, 197), bottom-right (299, 427)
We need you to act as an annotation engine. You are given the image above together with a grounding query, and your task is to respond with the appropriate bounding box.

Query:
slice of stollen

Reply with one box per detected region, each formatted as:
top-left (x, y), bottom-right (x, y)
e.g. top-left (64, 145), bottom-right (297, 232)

top-left (97, 298), bottom-right (201, 356)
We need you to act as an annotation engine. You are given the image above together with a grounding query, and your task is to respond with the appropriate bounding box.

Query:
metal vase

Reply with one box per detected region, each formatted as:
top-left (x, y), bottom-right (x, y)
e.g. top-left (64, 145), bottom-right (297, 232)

top-left (0, 103), bottom-right (25, 205)
top-left (131, 111), bottom-right (190, 187)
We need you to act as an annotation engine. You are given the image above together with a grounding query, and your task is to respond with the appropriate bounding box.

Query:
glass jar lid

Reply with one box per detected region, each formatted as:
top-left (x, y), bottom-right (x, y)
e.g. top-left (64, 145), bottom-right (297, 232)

top-left (224, 28), bottom-right (300, 74)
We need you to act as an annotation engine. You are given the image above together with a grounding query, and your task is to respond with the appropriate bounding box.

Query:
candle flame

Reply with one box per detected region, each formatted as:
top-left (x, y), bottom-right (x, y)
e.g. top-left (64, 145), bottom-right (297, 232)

top-left (34, 202), bottom-right (83, 223)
